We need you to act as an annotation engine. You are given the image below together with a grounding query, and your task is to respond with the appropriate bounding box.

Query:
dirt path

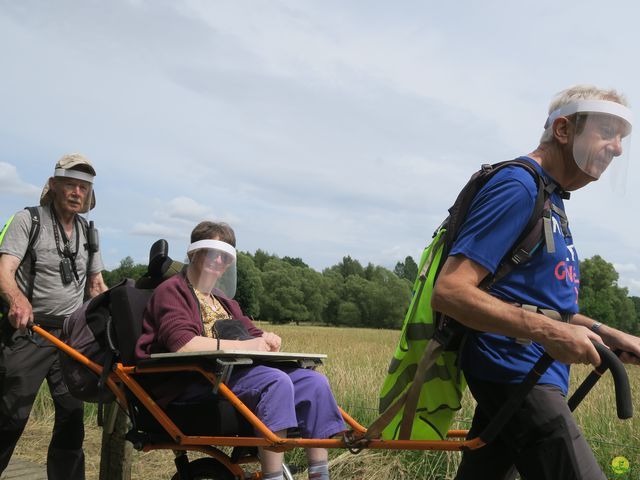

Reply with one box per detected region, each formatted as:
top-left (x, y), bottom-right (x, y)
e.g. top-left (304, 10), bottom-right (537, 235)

top-left (0, 458), bottom-right (47, 480)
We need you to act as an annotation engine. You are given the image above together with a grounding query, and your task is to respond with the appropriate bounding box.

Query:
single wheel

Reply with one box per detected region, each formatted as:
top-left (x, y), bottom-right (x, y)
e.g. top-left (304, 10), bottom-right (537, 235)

top-left (99, 403), bottom-right (133, 480)
top-left (170, 458), bottom-right (236, 480)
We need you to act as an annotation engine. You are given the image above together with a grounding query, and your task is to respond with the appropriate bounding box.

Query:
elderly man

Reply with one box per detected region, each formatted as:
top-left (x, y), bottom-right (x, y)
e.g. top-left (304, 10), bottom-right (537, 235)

top-left (432, 85), bottom-right (640, 480)
top-left (0, 153), bottom-right (107, 480)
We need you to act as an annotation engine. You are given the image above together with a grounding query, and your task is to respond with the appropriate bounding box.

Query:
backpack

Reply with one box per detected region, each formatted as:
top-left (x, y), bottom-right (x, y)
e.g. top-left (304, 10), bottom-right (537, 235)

top-left (374, 159), bottom-right (568, 440)
top-left (59, 239), bottom-right (184, 424)
top-left (0, 207), bottom-right (41, 318)
top-left (60, 278), bottom-right (133, 404)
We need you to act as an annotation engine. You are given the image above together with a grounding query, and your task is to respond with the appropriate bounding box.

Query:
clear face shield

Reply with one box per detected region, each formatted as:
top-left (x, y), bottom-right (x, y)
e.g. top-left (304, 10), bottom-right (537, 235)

top-left (186, 239), bottom-right (237, 298)
top-left (53, 168), bottom-right (95, 214)
top-left (545, 100), bottom-right (633, 191)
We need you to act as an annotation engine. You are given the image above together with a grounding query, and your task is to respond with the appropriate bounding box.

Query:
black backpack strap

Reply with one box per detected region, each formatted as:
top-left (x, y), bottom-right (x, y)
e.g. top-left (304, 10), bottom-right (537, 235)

top-left (487, 162), bottom-right (567, 287)
top-left (444, 159), bottom-right (544, 254)
top-left (23, 207), bottom-right (41, 303)
top-left (76, 215), bottom-right (95, 274)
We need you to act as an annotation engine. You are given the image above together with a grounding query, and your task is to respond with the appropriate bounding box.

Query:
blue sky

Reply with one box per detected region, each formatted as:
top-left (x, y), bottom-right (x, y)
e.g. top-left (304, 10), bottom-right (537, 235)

top-left (1, 0), bottom-right (640, 295)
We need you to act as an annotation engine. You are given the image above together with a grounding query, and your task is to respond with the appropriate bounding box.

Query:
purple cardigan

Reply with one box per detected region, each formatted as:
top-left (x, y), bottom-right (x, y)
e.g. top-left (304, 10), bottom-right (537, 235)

top-left (136, 271), bottom-right (263, 361)
top-left (134, 271), bottom-right (263, 406)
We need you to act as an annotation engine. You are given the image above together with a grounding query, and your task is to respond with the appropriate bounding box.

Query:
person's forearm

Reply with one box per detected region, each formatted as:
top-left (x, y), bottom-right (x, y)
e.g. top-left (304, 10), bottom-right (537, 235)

top-left (0, 281), bottom-right (26, 307)
top-left (0, 266), bottom-right (27, 307)
top-left (431, 256), bottom-right (604, 366)
top-left (432, 273), bottom-right (558, 344)
top-left (0, 255), bottom-right (34, 329)
top-left (177, 335), bottom-right (250, 352)
top-left (178, 335), bottom-right (271, 352)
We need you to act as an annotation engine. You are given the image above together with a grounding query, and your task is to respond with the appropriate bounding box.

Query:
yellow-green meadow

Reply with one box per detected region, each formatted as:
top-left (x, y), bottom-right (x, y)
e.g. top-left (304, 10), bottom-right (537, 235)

top-left (15, 324), bottom-right (640, 479)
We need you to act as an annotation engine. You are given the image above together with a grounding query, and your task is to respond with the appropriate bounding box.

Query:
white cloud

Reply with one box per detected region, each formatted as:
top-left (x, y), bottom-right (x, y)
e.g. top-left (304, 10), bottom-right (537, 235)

top-left (132, 197), bottom-right (216, 238)
top-left (614, 263), bottom-right (638, 274)
top-left (131, 222), bottom-right (183, 239)
top-left (2, 0), bottom-right (640, 297)
top-left (0, 162), bottom-right (40, 197)
top-left (163, 196), bottom-right (216, 223)
top-left (629, 279), bottom-right (640, 295)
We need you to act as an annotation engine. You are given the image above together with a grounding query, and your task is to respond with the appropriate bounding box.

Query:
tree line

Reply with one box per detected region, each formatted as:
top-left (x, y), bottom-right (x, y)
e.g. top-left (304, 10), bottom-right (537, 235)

top-left (103, 252), bottom-right (639, 333)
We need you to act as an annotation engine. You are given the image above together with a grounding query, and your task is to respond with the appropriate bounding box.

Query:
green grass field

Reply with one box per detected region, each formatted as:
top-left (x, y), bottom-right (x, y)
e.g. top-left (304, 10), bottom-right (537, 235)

top-left (15, 324), bottom-right (640, 479)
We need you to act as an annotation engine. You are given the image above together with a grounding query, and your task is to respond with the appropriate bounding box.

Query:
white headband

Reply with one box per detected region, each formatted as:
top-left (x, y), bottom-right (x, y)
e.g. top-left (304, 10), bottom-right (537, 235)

top-left (544, 100), bottom-right (633, 130)
top-left (54, 168), bottom-right (95, 184)
top-left (187, 239), bottom-right (236, 259)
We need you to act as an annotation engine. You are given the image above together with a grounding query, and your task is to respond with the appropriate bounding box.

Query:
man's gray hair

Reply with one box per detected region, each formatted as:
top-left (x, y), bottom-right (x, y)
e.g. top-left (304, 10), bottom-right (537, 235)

top-left (540, 84), bottom-right (629, 143)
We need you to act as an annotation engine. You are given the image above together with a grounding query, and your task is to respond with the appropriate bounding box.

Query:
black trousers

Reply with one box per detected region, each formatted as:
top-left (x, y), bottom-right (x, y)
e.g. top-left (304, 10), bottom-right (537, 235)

top-left (455, 376), bottom-right (606, 480)
top-left (0, 328), bottom-right (85, 480)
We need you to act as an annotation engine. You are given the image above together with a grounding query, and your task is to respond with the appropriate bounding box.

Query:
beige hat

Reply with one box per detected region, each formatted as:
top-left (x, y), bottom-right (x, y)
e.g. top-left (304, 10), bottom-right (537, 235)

top-left (40, 153), bottom-right (97, 213)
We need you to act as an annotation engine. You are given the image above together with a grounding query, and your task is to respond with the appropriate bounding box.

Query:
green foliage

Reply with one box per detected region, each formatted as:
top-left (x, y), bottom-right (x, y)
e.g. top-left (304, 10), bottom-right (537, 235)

top-left (345, 266), bottom-right (411, 328)
top-left (98, 250), bottom-right (640, 335)
top-left (332, 255), bottom-right (365, 278)
top-left (253, 249), bottom-right (277, 270)
top-left (631, 297), bottom-right (640, 331)
top-left (394, 255), bottom-right (419, 282)
top-left (579, 255), bottom-right (639, 334)
top-left (102, 256), bottom-right (147, 287)
top-left (322, 261), bottom-right (412, 328)
top-left (336, 301), bottom-right (361, 325)
top-left (322, 270), bottom-right (345, 326)
top-left (259, 260), bottom-right (310, 324)
top-left (282, 256), bottom-right (309, 268)
top-left (235, 252), bottom-right (263, 319)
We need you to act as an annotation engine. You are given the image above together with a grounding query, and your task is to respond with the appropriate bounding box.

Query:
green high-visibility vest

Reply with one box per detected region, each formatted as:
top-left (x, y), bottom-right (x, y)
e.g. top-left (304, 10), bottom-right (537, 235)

top-left (0, 214), bottom-right (16, 246)
top-left (378, 229), bottom-right (466, 440)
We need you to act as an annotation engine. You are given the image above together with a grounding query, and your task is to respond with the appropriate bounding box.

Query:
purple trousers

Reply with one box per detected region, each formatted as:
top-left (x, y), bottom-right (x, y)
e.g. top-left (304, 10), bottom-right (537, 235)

top-left (227, 365), bottom-right (345, 439)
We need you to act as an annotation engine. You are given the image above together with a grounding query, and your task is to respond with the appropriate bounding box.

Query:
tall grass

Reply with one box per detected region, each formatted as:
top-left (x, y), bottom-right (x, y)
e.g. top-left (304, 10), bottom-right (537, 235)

top-left (20, 324), bottom-right (640, 479)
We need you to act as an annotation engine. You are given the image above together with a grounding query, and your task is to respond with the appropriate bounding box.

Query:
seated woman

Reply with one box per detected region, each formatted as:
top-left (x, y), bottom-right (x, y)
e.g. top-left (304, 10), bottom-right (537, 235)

top-left (135, 221), bottom-right (345, 480)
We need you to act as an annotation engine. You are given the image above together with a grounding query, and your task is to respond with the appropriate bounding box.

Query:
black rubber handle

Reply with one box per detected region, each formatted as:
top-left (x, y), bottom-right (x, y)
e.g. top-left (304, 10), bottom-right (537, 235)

top-left (569, 342), bottom-right (633, 419)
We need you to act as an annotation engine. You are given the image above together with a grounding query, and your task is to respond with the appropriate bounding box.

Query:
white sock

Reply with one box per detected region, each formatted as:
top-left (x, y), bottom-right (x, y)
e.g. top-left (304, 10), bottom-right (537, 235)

top-left (308, 460), bottom-right (330, 480)
top-left (263, 472), bottom-right (284, 480)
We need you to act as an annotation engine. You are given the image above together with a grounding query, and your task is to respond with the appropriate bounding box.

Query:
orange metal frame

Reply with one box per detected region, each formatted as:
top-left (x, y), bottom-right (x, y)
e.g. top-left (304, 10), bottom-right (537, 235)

top-left (33, 325), bottom-right (479, 474)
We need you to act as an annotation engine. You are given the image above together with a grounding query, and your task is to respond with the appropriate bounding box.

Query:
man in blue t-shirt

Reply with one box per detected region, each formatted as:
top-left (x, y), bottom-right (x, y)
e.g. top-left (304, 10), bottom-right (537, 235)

top-left (432, 85), bottom-right (640, 480)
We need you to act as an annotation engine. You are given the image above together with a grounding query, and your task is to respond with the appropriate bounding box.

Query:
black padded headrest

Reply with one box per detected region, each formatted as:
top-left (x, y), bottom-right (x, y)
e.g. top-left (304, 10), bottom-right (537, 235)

top-left (135, 239), bottom-right (185, 290)
top-left (147, 239), bottom-right (169, 278)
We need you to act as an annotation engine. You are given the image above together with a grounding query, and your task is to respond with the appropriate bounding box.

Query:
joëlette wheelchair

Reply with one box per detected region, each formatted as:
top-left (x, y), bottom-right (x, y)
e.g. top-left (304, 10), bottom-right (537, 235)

top-left (30, 240), bottom-right (634, 480)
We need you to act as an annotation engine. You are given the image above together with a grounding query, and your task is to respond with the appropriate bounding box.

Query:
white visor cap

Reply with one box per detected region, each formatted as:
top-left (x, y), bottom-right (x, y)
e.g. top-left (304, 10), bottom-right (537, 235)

top-left (544, 100), bottom-right (633, 136)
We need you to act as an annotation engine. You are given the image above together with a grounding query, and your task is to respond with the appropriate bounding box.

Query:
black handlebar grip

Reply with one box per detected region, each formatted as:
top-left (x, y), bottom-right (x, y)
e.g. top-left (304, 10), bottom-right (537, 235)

top-left (569, 343), bottom-right (633, 419)
top-left (568, 342), bottom-right (612, 412)
top-left (567, 371), bottom-right (601, 413)
top-left (592, 342), bottom-right (633, 419)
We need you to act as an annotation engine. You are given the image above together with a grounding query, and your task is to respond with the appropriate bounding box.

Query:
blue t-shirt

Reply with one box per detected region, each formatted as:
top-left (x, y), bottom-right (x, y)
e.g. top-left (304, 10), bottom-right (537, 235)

top-left (450, 156), bottom-right (579, 394)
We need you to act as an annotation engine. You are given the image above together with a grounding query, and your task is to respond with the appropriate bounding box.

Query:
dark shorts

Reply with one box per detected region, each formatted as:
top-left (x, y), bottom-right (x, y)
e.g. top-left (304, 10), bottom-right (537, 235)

top-left (455, 376), bottom-right (606, 480)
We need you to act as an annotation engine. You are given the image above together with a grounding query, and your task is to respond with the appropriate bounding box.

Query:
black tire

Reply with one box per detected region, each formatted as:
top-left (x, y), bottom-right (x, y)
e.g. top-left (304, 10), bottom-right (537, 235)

top-left (170, 458), bottom-right (236, 480)
top-left (99, 404), bottom-right (133, 480)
